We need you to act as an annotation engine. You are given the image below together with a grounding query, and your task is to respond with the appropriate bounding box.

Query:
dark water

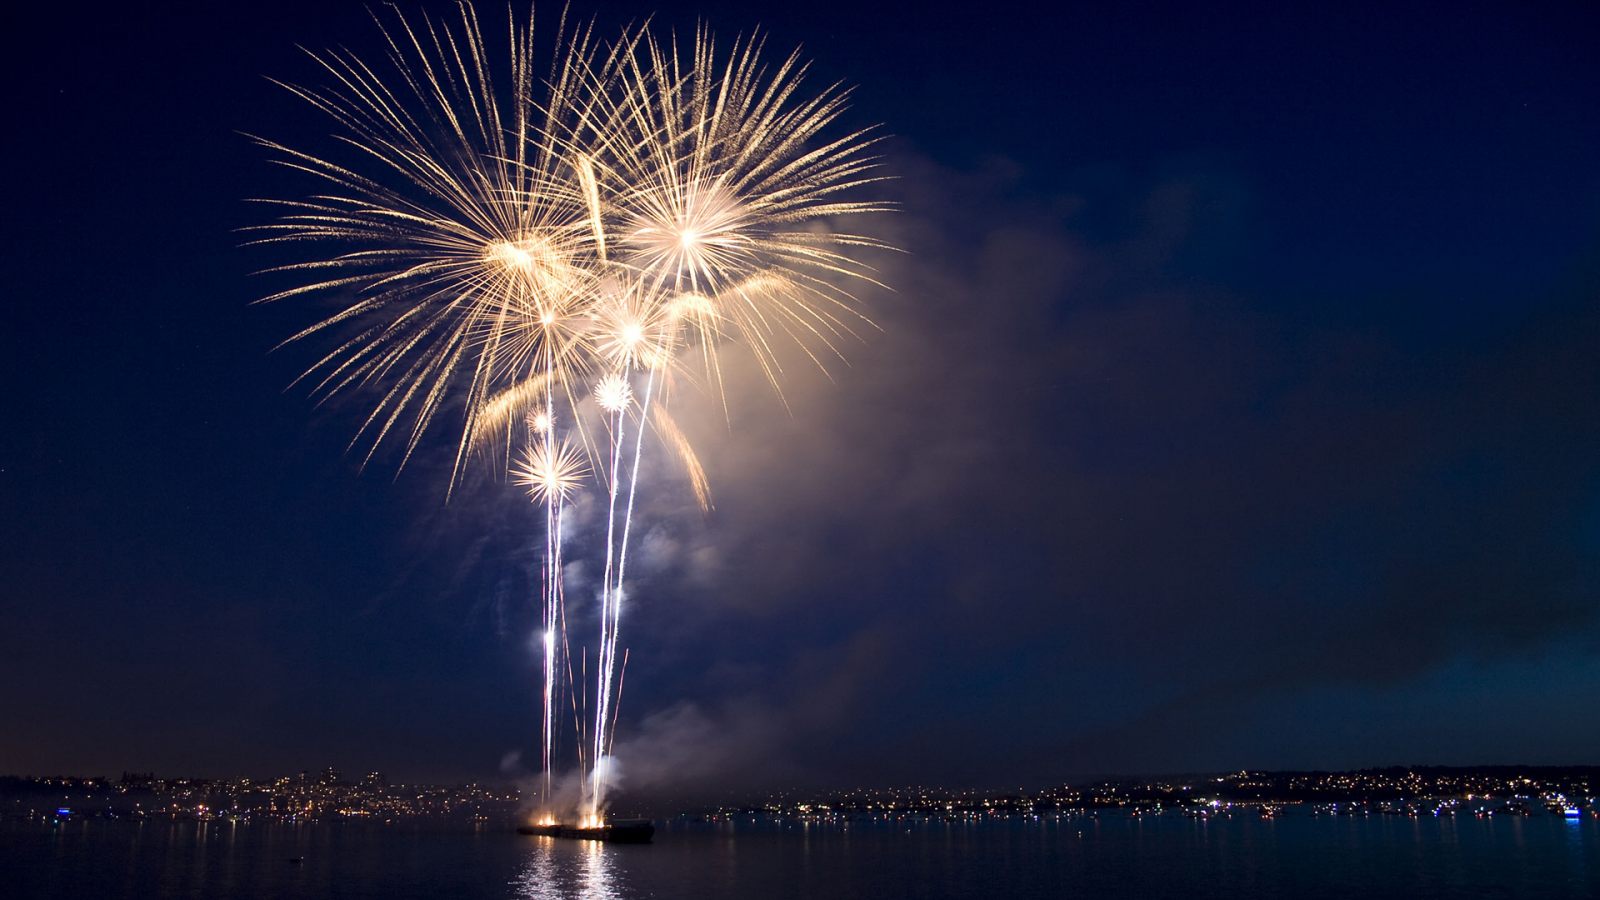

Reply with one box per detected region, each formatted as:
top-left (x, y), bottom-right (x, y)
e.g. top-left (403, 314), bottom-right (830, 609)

top-left (5, 813), bottom-right (1598, 899)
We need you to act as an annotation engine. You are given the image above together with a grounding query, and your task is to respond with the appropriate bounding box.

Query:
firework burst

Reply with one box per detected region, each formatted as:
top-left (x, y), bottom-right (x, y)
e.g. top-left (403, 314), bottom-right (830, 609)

top-left (245, 4), bottom-right (611, 480)
top-left (590, 25), bottom-right (896, 394)
top-left (592, 372), bottom-right (635, 413)
top-left (512, 436), bottom-right (589, 503)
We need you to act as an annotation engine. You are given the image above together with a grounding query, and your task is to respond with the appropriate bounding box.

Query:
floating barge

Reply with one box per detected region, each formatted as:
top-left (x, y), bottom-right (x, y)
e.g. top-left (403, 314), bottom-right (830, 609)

top-left (517, 820), bottom-right (655, 843)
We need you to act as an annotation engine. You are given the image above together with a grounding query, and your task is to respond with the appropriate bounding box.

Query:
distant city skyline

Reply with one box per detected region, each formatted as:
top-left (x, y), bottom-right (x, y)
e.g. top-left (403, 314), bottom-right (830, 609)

top-left (7, 764), bottom-right (1598, 823)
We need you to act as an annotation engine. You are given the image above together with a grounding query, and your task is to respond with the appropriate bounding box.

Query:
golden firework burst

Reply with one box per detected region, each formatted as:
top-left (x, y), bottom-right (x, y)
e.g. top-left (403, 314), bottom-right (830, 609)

top-left (512, 437), bottom-right (589, 503)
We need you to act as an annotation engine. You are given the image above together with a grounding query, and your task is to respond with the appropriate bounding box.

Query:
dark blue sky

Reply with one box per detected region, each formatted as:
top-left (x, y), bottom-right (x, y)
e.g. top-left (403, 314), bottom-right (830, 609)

top-left (2, 0), bottom-right (1597, 801)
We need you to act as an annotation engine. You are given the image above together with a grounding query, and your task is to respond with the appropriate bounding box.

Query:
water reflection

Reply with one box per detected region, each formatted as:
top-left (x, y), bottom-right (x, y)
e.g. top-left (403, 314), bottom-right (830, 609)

top-left (1563, 812), bottom-right (1589, 889)
top-left (512, 837), bottom-right (623, 899)
top-left (515, 839), bottom-right (560, 900)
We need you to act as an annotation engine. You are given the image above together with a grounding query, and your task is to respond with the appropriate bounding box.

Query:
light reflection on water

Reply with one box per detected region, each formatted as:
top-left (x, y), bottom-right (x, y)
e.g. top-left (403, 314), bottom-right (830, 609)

top-left (7, 814), bottom-right (1599, 899)
top-left (512, 837), bottom-right (622, 900)
top-left (1565, 813), bottom-right (1591, 890)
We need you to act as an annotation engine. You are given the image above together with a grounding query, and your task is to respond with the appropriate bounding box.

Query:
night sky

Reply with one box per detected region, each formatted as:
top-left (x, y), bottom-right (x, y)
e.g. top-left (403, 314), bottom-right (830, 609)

top-left (3, 1), bottom-right (1598, 803)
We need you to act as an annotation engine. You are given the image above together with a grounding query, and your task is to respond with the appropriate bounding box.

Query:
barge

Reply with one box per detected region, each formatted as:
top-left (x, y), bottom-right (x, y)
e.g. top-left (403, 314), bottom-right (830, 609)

top-left (516, 819), bottom-right (655, 843)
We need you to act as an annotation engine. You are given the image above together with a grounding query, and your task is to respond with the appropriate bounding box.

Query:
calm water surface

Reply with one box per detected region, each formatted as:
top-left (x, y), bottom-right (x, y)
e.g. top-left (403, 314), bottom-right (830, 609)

top-left (5, 813), bottom-right (1597, 898)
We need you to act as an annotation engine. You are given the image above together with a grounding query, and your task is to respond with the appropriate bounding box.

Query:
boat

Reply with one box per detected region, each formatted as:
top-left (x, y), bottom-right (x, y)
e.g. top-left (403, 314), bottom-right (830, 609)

top-left (516, 819), bottom-right (655, 843)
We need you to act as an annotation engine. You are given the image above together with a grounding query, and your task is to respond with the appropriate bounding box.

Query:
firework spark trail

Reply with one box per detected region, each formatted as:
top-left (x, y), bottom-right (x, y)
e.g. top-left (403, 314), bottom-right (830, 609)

top-left (563, 619), bottom-right (586, 780)
top-left (539, 421), bottom-right (565, 818)
top-left (587, 361), bottom-right (633, 816)
top-left (513, 419), bottom-right (586, 818)
top-left (542, 499), bottom-right (556, 810)
top-left (607, 648), bottom-right (630, 762)
top-left (613, 370), bottom-right (655, 663)
top-left (584, 286), bottom-right (668, 814)
top-left (538, 381), bottom-right (558, 818)
top-left (591, 370), bottom-right (659, 814)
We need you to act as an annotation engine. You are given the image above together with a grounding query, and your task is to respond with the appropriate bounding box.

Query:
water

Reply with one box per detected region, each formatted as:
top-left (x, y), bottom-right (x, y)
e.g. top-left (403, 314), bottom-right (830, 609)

top-left (4, 813), bottom-right (1597, 898)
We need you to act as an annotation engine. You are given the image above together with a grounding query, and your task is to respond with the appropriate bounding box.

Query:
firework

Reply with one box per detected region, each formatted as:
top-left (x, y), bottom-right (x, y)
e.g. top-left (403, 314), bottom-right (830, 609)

top-left (592, 372), bottom-right (635, 413)
top-left (255, 6), bottom-right (891, 826)
top-left (512, 435), bottom-right (589, 503)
